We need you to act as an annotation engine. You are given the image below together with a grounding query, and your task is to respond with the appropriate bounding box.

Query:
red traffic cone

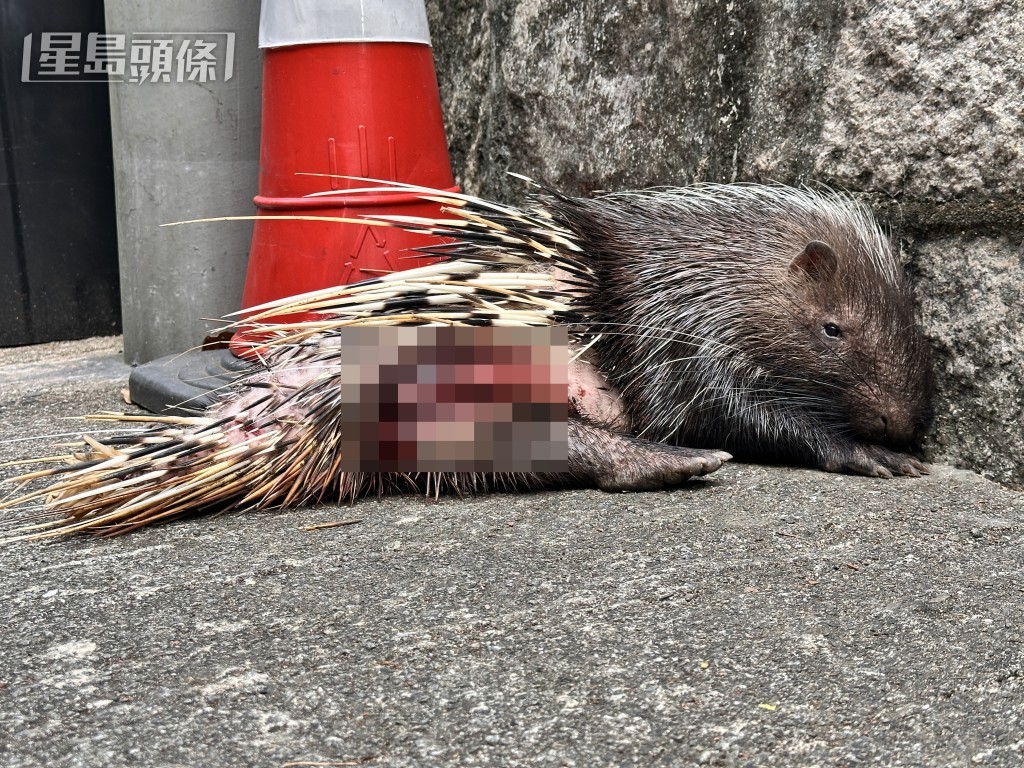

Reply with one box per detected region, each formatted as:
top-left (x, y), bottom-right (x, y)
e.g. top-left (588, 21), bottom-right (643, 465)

top-left (237, 0), bottom-right (457, 332)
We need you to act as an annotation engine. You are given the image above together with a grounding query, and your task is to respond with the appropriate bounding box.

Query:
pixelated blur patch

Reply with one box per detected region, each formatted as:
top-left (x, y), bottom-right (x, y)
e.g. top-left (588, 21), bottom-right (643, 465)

top-left (313, 326), bottom-right (568, 473)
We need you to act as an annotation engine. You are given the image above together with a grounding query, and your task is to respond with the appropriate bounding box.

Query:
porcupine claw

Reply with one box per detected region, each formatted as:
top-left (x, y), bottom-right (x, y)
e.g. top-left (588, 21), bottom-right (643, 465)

top-left (826, 443), bottom-right (929, 479)
top-left (886, 450), bottom-right (929, 478)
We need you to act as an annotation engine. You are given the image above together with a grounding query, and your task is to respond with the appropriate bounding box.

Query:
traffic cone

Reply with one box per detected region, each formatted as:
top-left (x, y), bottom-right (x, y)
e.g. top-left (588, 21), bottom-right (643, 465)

top-left (239, 0), bottom-right (457, 316)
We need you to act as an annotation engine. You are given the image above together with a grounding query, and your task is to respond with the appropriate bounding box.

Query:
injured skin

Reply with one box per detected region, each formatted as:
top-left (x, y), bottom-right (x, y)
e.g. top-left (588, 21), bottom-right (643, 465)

top-left (218, 336), bottom-right (730, 490)
top-left (568, 348), bottom-right (631, 433)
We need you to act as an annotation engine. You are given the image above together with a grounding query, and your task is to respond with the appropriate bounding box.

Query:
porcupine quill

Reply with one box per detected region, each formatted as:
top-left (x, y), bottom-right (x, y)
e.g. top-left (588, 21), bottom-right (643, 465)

top-left (0, 177), bottom-right (933, 541)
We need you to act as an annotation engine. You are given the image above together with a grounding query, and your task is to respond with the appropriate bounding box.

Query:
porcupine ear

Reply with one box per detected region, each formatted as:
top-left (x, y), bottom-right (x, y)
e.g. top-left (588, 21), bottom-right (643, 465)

top-left (789, 240), bottom-right (838, 281)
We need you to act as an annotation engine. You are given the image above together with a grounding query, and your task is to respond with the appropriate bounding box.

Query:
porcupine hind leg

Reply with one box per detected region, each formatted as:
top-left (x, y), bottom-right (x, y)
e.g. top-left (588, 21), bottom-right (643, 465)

top-left (561, 350), bottom-right (730, 489)
top-left (566, 417), bottom-right (731, 491)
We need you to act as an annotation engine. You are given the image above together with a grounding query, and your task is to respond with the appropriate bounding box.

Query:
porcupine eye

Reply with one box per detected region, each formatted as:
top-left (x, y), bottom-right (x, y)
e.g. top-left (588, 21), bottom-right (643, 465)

top-left (822, 322), bottom-right (843, 339)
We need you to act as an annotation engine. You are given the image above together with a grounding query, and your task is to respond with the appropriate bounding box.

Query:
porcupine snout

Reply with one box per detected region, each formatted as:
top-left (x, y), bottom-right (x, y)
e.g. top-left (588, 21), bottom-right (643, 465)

top-left (845, 363), bottom-right (934, 449)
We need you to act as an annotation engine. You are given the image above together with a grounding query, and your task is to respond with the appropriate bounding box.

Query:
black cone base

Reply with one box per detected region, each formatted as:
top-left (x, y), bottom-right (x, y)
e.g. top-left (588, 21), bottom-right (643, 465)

top-left (128, 348), bottom-right (251, 416)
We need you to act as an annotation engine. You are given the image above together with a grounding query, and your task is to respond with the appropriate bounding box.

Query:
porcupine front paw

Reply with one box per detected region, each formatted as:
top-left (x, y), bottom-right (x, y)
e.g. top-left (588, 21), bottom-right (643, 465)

top-left (569, 418), bottom-right (731, 491)
top-left (823, 443), bottom-right (929, 479)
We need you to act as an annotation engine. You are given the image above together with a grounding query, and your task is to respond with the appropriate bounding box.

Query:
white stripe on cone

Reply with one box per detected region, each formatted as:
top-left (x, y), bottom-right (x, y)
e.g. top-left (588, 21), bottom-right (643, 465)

top-left (259, 0), bottom-right (432, 48)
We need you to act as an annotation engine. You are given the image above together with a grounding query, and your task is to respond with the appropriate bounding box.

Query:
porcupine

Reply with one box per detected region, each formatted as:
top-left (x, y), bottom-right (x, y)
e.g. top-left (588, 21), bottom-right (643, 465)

top-left (0, 179), bottom-right (933, 539)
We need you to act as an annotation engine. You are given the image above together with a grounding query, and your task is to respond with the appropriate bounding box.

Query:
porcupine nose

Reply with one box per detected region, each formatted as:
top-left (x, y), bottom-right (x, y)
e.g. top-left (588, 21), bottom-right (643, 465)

top-left (866, 411), bottom-right (917, 446)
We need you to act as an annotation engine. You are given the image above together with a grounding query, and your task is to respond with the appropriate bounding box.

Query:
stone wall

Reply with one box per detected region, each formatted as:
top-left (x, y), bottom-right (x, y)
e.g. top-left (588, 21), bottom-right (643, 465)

top-left (425, 0), bottom-right (1024, 484)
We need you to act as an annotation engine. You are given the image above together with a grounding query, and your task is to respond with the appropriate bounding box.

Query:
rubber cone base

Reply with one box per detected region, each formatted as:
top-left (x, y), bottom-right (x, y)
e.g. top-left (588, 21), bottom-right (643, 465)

top-left (128, 349), bottom-right (250, 416)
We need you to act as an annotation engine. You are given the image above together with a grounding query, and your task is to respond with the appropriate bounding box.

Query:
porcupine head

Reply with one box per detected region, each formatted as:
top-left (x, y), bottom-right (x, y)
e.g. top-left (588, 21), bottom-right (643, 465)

top-left (562, 186), bottom-right (935, 478)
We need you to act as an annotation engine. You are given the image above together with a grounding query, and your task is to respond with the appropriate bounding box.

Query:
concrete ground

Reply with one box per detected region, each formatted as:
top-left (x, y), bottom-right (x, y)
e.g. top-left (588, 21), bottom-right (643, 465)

top-left (0, 336), bottom-right (1022, 767)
